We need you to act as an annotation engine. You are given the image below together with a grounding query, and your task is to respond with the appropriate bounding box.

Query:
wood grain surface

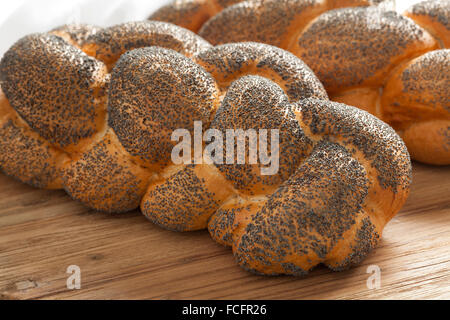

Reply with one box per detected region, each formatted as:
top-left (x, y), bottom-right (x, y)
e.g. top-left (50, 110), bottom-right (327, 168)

top-left (0, 162), bottom-right (449, 300)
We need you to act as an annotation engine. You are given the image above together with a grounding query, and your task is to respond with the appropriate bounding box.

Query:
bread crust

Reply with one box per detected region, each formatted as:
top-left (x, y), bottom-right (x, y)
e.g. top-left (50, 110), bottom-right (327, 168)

top-left (156, 0), bottom-right (450, 165)
top-left (405, 0), bottom-right (450, 47)
top-left (150, 0), bottom-right (246, 32)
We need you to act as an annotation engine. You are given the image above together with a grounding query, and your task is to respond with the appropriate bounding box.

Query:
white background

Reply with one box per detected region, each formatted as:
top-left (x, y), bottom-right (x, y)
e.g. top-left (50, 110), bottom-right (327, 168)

top-left (0, 0), bottom-right (424, 57)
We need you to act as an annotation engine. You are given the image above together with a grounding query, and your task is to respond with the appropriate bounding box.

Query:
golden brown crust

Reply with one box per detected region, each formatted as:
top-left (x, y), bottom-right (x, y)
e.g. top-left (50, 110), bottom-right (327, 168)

top-left (62, 129), bottom-right (153, 213)
top-left (206, 98), bottom-right (411, 275)
top-left (298, 98), bottom-right (411, 197)
top-left (209, 76), bottom-right (313, 194)
top-left (381, 49), bottom-right (450, 165)
top-left (50, 24), bottom-right (101, 47)
top-left (382, 49), bottom-right (450, 126)
top-left (400, 121), bottom-right (450, 165)
top-left (150, 0), bottom-right (245, 32)
top-left (150, 0), bottom-right (211, 32)
top-left (151, 0), bottom-right (386, 35)
top-left (142, 163), bottom-right (235, 231)
top-left (199, 0), bottom-right (328, 48)
top-left (108, 46), bottom-right (219, 169)
top-left (197, 0), bottom-right (388, 47)
top-left (194, 42), bottom-right (328, 100)
top-left (207, 196), bottom-right (260, 246)
top-left (0, 33), bottom-right (109, 152)
top-left (0, 90), bottom-right (67, 189)
top-left (296, 5), bottom-right (447, 165)
top-left (405, 0), bottom-right (450, 47)
top-left (233, 141), bottom-right (372, 275)
top-left (332, 88), bottom-right (381, 118)
top-left (295, 7), bottom-right (437, 92)
top-left (81, 21), bottom-right (212, 69)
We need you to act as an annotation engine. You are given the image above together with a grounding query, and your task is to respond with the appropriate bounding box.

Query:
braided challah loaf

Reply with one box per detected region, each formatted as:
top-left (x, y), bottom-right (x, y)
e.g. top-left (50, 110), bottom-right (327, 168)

top-left (0, 21), bottom-right (412, 275)
top-left (152, 0), bottom-right (450, 165)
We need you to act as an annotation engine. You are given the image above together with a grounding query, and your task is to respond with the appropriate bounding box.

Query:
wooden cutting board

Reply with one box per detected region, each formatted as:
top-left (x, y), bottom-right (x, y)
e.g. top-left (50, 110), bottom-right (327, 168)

top-left (0, 162), bottom-right (449, 300)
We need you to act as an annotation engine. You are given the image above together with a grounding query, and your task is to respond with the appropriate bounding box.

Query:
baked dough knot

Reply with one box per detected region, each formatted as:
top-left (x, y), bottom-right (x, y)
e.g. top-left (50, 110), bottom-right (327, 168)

top-left (151, 0), bottom-right (450, 165)
top-left (0, 21), bottom-right (411, 275)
